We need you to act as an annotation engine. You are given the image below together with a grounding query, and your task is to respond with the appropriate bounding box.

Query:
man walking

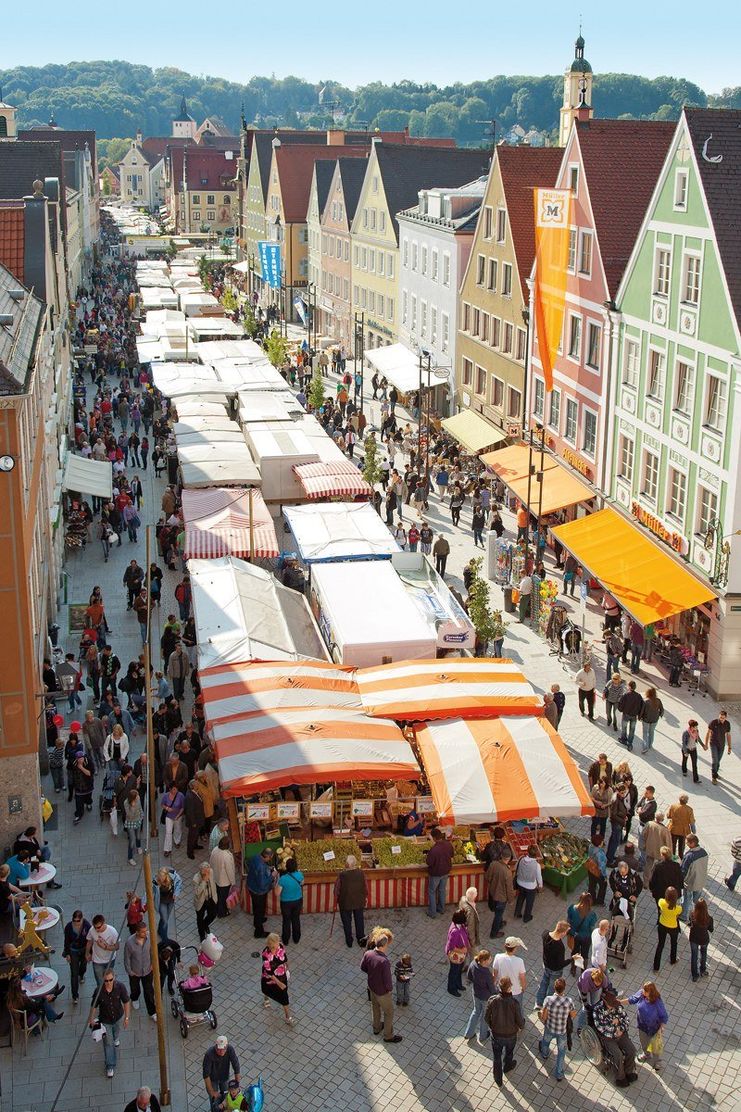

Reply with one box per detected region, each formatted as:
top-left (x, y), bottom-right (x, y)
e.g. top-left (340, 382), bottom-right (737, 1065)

top-left (88, 968), bottom-right (131, 1078)
top-left (575, 661), bottom-right (596, 720)
top-left (539, 977), bottom-right (577, 1081)
top-left (124, 1087), bottom-right (161, 1112)
top-left (592, 992), bottom-right (637, 1088)
top-left (642, 810), bottom-right (672, 885)
top-left (603, 627), bottom-right (623, 678)
top-left (681, 835), bottom-right (709, 920)
top-left (360, 930), bottom-right (402, 1044)
top-left (705, 710), bottom-right (731, 784)
top-left (484, 976), bottom-right (525, 1087)
top-left (618, 681), bottom-right (644, 750)
top-left (86, 913), bottom-right (120, 988)
top-left (123, 924), bottom-right (157, 1021)
top-left (334, 854), bottom-right (368, 947)
top-left (203, 1036), bottom-right (241, 1112)
top-left (247, 848), bottom-right (276, 938)
top-left (485, 845), bottom-right (515, 939)
top-left (432, 535), bottom-right (450, 577)
top-left (426, 827), bottom-right (454, 918)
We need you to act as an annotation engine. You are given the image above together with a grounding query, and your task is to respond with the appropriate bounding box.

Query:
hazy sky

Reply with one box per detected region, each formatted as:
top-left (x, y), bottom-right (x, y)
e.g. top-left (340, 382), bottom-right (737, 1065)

top-left (3, 1), bottom-right (739, 92)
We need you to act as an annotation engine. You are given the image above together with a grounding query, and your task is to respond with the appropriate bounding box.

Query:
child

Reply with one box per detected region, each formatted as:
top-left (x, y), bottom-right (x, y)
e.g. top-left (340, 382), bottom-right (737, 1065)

top-left (219, 1077), bottom-right (250, 1111)
top-left (125, 891), bottom-right (146, 934)
top-left (551, 683), bottom-right (565, 726)
top-left (181, 963), bottom-right (209, 991)
top-left (156, 671), bottom-right (172, 701)
top-left (394, 953), bottom-right (414, 1006)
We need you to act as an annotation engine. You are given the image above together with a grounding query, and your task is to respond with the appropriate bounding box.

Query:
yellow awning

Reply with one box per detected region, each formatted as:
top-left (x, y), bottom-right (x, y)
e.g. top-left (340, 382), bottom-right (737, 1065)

top-left (441, 411), bottom-right (506, 454)
top-left (481, 442), bottom-right (592, 514)
top-left (552, 507), bottom-right (716, 626)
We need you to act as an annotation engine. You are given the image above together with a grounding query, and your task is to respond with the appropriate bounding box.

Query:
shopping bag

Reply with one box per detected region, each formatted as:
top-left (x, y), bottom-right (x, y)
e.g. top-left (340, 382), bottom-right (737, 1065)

top-left (41, 797), bottom-right (53, 823)
top-left (226, 883), bottom-right (240, 910)
top-left (647, 1029), bottom-right (664, 1056)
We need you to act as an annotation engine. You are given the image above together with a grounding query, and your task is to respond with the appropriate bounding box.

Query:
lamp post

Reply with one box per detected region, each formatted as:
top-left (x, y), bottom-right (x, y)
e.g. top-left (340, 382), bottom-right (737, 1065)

top-left (417, 349), bottom-right (432, 484)
top-left (354, 311), bottom-right (365, 417)
top-left (523, 420), bottom-right (546, 571)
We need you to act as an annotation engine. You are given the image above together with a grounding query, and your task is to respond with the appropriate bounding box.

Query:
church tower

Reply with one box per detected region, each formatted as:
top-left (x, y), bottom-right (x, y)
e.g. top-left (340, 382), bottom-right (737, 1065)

top-left (0, 93), bottom-right (18, 140)
top-left (559, 33), bottom-right (594, 146)
top-left (172, 96), bottom-right (197, 140)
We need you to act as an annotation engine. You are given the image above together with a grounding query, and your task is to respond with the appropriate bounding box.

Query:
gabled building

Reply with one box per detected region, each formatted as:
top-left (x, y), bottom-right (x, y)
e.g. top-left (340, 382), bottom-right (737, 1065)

top-left (528, 118), bottom-right (674, 489)
top-left (456, 145), bottom-right (563, 434)
top-left (165, 145), bottom-right (238, 234)
top-left (609, 107), bottom-right (741, 696)
top-left (307, 160), bottom-right (341, 294)
top-left (172, 96), bottom-right (197, 141)
top-left (318, 158), bottom-right (367, 348)
top-left (100, 164), bottom-right (120, 195)
top-left (197, 116), bottom-right (234, 141)
top-left (351, 143), bottom-right (489, 352)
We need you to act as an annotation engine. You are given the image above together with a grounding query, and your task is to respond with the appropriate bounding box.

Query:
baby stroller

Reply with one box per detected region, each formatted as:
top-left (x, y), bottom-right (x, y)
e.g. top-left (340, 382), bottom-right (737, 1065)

top-left (606, 904), bottom-right (636, 969)
top-left (171, 946), bottom-right (217, 1038)
top-left (99, 770), bottom-right (117, 822)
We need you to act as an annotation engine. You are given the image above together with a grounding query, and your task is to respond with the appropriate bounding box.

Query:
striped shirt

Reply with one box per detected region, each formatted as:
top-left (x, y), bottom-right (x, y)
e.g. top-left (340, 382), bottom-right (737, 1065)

top-left (542, 993), bottom-right (574, 1035)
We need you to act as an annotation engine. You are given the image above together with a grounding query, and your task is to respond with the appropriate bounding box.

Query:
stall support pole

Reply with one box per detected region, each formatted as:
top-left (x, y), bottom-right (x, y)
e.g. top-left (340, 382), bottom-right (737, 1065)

top-left (248, 486), bottom-right (255, 562)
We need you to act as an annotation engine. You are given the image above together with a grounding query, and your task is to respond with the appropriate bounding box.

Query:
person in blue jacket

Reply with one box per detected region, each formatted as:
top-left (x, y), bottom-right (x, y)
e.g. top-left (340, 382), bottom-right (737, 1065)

top-left (247, 850), bottom-right (277, 939)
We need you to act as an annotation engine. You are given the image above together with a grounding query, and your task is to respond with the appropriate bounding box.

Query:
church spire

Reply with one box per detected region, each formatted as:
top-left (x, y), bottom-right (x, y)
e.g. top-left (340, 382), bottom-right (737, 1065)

top-left (559, 30), bottom-right (594, 145)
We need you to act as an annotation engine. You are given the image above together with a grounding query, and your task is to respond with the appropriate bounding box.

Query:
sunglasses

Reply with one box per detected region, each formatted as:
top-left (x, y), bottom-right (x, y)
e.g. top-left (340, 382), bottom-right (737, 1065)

top-left (104, 977), bottom-right (114, 983)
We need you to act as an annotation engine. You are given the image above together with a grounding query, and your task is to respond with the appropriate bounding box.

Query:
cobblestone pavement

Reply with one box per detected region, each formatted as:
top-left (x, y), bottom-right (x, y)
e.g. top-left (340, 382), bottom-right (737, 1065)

top-left (2, 359), bottom-right (739, 1111)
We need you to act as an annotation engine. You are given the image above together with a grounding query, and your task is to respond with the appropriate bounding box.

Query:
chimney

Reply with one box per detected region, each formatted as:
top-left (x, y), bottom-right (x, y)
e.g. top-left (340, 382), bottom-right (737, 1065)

top-left (23, 181), bottom-right (49, 303)
top-left (326, 129), bottom-right (345, 146)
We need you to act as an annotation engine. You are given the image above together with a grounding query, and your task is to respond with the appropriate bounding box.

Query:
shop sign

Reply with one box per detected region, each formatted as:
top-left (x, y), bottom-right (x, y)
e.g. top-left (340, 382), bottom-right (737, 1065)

top-left (631, 501), bottom-right (683, 552)
top-left (310, 801), bottom-right (333, 818)
top-left (416, 796), bottom-right (436, 813)
top-left (246, 803), bottom-right (270, 821)
top-left (561, 447), bottom-right (592, 480)
top-left (351, 800), bottom-right (374, 817)
top-left (276, 802), bottom-right (300, 820)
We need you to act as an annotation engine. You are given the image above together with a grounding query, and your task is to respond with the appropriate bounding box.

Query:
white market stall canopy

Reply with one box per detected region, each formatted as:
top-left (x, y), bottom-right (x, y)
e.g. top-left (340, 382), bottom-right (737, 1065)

top-left (211, 360), bottom-right (287, 392)
top-left (142, 309), bottom-right (187, 330)
top-left (189, 556), bottom-right (328, 669)
top-left (177, 441), bottom-right (261, 488)
top-left (151, 364), bottom-right (218, 397)
top-left (173, 416), bottom-right (237, 436)
top-left (140, 287), bottom-right (179, 309)
top-left (237, 391), bottom-right (303, 424)
top-left (283, 502), bottom-right (400, 563)
top-left (179, 292), bottom-right (224, 317)
top-left (173, 400), bottom-right (228, 419)
top-left (231, 260), bottom-right (251, 274)
top-left (365, 343), bottom-right (439, 395)
top-left (195, 340), bottom-right (266, 363)
top-left (389, 552), bottom-right (475, 652)
top-left (294, 413), bottom-right (348, 465)
top-left (182, 488), bottom-right (278, 559)
top-left (243, 423), bottom-right (319, 502)
top-left (189, 318), bottom-right (244, 340)
top-left (175, 429), bottom-right (246, 448)
top-left (62, 454), bottom-right (113, 499)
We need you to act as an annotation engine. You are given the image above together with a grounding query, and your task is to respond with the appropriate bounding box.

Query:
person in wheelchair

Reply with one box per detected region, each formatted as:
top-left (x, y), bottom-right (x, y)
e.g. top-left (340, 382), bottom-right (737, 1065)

top-left (591, 991), bottom-right (638, 1088)
top-left (576, 965), bottom-right (613, 1032)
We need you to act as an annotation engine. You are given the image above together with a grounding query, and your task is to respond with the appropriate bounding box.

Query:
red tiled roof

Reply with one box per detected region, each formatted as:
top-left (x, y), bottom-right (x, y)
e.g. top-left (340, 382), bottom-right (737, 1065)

top-left (497, 146), bottom-right (564, 299)
top-left (574, 118), bottom-right (675, 297)
top-left (0, 203), bottom-right (25, 283)
top-left (168, 146), bottom-right (239, 192)
top-left (274, 145), bottom-right (368, 223)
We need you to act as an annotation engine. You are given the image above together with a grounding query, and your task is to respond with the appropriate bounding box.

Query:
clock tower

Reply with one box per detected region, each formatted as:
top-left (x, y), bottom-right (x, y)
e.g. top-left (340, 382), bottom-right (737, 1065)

top-left (559, 34), bottom-right (594, 146)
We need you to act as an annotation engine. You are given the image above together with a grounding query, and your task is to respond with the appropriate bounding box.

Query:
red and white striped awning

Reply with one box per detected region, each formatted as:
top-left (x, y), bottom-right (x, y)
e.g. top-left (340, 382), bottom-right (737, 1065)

top-left (182, 487), bottom-right (279, 560)
top-left (356, 659), bottom-right (544, 721)
top-left (200, 660), bottom-right (361, 725)
top-left (293, 461), bottom-right (372, 500)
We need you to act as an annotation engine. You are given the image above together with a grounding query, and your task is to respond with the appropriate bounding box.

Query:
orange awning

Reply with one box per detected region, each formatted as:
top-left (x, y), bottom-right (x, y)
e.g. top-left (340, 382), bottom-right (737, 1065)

top-left (199, 660), bottom-right (361, 724)
top-left (481, 443), bottom-right (556, 482)
top-left (415, 717), bottom-right (594, 824)
top-left (552, 507), bottom-right (716, 625)
top-left (481, 442), bottom-right (593, 513)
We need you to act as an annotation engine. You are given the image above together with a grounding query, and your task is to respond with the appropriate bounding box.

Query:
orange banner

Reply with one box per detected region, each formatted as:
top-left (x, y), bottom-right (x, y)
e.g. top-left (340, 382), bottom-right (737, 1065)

top-left (533, 188), bottom-right (572, 391)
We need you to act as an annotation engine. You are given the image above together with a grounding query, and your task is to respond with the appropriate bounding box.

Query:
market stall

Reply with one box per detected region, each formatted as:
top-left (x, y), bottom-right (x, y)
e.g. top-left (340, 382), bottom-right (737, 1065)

top-left (237, 391), bottom-right (302, 424)
top-left (182, 487), bottom-right (278, 560)
top-left (199, 660), bottom-right (361, 721)
top-left (390, 552), bottom-right (474, 653)
top-left (283, 502), bottom-right (400, 563)
top-left (242, 424), bottom-right (320, 503)
top-left (177, 442), bottom-right (261, 489)
top-left (441, 410), bottom-right (506, 455)
top-left (293, 461), bottom-right (372, 502)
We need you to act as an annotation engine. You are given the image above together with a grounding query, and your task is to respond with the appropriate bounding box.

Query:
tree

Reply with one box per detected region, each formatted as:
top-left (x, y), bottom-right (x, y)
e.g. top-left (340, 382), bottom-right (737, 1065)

top-left (466, 558), bottom-right (498, 655)
top-left (264, 329), bottom-right (290, 368)
top-left (361, 433), bottom-right (383, 487)
top-left (222, 287), bottom-right (238, 313)
top-left (307, 366), bottom-right (325, 410)
top-left (242, 302), bottom-right (258, 339)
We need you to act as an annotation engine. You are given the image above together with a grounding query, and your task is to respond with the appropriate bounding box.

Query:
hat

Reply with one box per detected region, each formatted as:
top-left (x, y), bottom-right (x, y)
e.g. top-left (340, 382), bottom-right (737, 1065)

top-left (504, 936), bottom-right (527, 950)
top-left (215, 1035), bottom-right (228, 1049)
top-left (227, 1079), bottom-right (241, 1091)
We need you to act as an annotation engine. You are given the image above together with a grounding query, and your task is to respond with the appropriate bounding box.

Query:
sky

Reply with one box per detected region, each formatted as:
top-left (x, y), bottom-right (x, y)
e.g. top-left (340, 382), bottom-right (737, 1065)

top-left (2, 1), bottom-right (740, 93)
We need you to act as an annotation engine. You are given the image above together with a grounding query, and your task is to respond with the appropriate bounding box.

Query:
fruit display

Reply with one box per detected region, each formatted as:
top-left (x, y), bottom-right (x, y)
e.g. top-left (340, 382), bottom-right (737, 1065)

top-left (450, 837), bottom-right (469, 866)
top-left (539, 833), bottom-right (589, 873)
top-left (293, 836), bottom-right (362, 873)
top-left (507, 832), bottom-right (543, 861)
top-left (275, 842), bottom-right (298, 871)
top-left (373, 837), bottom-right (427, 868)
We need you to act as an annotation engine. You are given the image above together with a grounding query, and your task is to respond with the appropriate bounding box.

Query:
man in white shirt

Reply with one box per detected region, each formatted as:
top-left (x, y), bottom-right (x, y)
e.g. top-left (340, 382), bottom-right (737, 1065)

top-left (492, 936), bottom-right (528, 1003)
top-left (518, 575), bottom-right (533, 622)
top-left (86, 913), bottom-right (120, 987)
top-left (590, 919), bottom-right (610, 969)
top-left (575, 661), bottom-right (597, 720)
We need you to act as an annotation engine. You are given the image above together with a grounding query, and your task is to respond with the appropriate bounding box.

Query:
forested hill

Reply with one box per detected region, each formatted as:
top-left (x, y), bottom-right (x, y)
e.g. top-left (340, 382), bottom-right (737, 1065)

top-left (2, 60), bottom-right (739, 144)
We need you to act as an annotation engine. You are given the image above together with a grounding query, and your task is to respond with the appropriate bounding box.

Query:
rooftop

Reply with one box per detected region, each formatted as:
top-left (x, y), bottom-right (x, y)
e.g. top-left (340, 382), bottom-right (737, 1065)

top-left (497, 144), bottom-right (565, 299)
top-left (0, 201), bottom-right (25, 282)
top-left (274, 144), bottom-right (368, 223)
top-left (0, 261), bottom-right (43, 396)
top-left (168, 146), bottom-right (239, 192)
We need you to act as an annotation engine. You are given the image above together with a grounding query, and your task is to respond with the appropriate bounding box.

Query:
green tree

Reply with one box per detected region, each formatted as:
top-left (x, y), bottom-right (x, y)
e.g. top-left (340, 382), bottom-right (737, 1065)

top-left (308, 366), bottom-right (325, 410)
top-left (222, 287), bottom-right (238, 313)
top-left (242, 302), bottom-right (258, 339)
top-left (264, 328), bottom-right (290, 368)
top-left (361, 433), bottom-right (383, 487)
top-left (466, 558), bottom-right (498, 655)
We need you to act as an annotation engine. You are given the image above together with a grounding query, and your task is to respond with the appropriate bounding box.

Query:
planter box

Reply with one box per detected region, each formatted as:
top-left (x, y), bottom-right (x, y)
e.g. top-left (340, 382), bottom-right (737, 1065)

top-left (542, 860), bottom-right (587, 898)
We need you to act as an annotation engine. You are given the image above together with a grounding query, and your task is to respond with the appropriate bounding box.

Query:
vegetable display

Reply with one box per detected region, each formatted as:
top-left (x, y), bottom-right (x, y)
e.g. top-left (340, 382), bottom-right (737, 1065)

top-left (373, 838), bottom-right (427, 868)
top-left (539, 832), bottom-right (589, 872)
top-left (292, 837), bottom-right (362, 873)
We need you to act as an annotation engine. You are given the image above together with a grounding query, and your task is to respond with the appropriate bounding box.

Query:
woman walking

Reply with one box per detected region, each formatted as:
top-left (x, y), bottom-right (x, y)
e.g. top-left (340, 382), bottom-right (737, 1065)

top-left (666, 794), bottom-right (695, 858)
top-left (445, 910), bottom-right (470, 996)
top-left (279, 858), bottom-right (304, 946)
top-left (513, 844), bottom-right (543, 923)
top-left (653, 886), bottom-right (682, 971)
top-left (627, 981), bottom-right (668, 1072)
top-left (464, 948), bottom-right (495, 1043)
top-left (590, 777), bottom-right (611, 839)
top-left (688, 897), bottom-right (713, 982)
top-left (123, 789), bottom-right (144, 865)
top-left (154, 867), bottom-right (180, 943)
top-left (261, 934), bottom-right (295, 1026)
top-left (681, 720), bottom-right (702, 783)
top-left (193, 863), bottom-right (218, 942)
top-left (640, 688), bottom-right (664, 753)
top-left (566, 891), bottom-right (597, 964)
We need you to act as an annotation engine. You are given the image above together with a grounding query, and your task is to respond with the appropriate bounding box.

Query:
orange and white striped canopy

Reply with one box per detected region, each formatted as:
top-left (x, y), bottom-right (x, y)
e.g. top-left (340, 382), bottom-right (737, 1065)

top-left (182, 487), bottom-right (279, 560)
top-left (200, 660), bottom-right (361, 725)
top-left (213, 707), bottom-right (420, 796)
top-left (293, 461), bottom-right (372, 500)
top-left (356, 659), bottom-right (543, 721)
top-left (415, 717), bottom-right (594, 824)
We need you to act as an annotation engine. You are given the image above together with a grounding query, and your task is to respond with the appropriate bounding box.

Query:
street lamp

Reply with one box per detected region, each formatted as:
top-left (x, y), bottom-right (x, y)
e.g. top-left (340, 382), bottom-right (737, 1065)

top-left (703, 518), bottom-right (741, 588)
top-left (354, 311), bottom-right (365, 417)
top-left (417, 349), bottom-right (432, 483)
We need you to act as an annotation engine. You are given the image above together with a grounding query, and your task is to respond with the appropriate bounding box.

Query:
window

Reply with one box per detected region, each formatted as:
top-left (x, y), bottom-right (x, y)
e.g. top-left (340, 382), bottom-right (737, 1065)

top-left (647, 349), bottom-right (665, 401)
top-left (421, 246), bottom-right (428, 276)
top-left (549, 389), bottom-right (561, 431)
top-left (378, 252), bottom-right (384, 275)
top-left (568, 315), bottom-right (582, 360)
top-left (496, 209), bottom-right (507, 243)
top-left (378, 294), bottom-right (385, 316)
top-left (411, 295), bottom-right (417, 329)
top-left (193, 211), bottom-right (201, 222)
top-left (491, 377), bottom-right (504, 407)
top-left (564, 398), bottom-right (578, 443)
top-left (442, 253), bottom-right (450, 286)
top-left (501, 263), bottom-right (512, 297)
top-left (421, 301), bottom-right (428, 339)
top-left (583, 410), bottom-right (597, 457)
top-left (431, 250), bottom-right (439, 281)
top-left (462, 358), bottom-right (473, 386)
top-left (567, 228), bottom-right (577, 272)
top-left (507, 386), bottom-right (521, 419)
top-left (207, 194), bottom-right (214, 205)
top-left (372, 175), bottom-right (379, 194)
top-left (586, 322), bottom-right (601, 369)
top-left (683, 254), bottom-right (701, 304)
top-left (569, 165), bottom-right (579, 193)
top-left (490, 316), bottom-right (501, 348)
top-left (442, 312), bottom-right (449, 352)
top-left (472, 308), bottom-right (480, 336)
top-left (387, 254), bottom-right (394, 278)
top-left (370, 209), bottom-right (376, 231)
top-left (402, 291), bottom-right (408, 325)
top-left (623, 339), bottom-right (639, 387)
top-left (654, 247), bottom-right (671, 297)
top-left (667, 467), bottom-right (687, 522)
top-left (223, 195), bottom-right (230, 205)
top-left (369, 249), bottom-right (375, 273)
top-left (483, 207), bottom-right (493, 239)
top-left (476, 366), bottom-right (487, 396)
top-left (642, 450), bottom-right (659, 501)
top-left (674, 359), bottom-right (694, 414)
top-left (476, 254), bottom-right (486, 285)
top-left (696, 486), bottom-right (718, 537)
top-left (379, 212), bottom-right (386, 233)
top-left (353, 244), bottom-right (359, 266)
top-left (674, 169), bottom-right (688, 211)
top-left (487, 258), bottom-right (497, 291)
top-left (516, 327), bottom-right (527, 362)
top-left (207, 210), bottom-right (215, 221)
top-left (462, 302), bottom-right (470, 331)
top-left (579, 231), bottom-right (593, 276)
top-left (387, 298), bottom-right (394, 322)
top-left (402, 239), bottom-right (409, 267)
top-left (361, 247), bottom-right (367, 268)
top-left (192, 195), bottom-right (201, 204)
top-left (534, 378), bottom-right (545, 419)
top-left (430, 307), bottom-right (437, 344)
top-left (704, 373), bottom-right (727, 432)
top-left (479, 312), bottom-right (489, 343)
top-left (368, 291), bottom-right (375, 312)
top-left (362, 208), bottom-right (368, 228)
top-left (412, 242), bottom-right (418, 270)
top-left (502, 322), bottom-right (513, 354)
top-left (619, 435), bottom-right (634, 482)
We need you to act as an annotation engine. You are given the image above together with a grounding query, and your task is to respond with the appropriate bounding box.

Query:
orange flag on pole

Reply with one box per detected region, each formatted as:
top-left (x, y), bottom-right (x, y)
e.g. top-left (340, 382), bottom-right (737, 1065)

top-left (533, 188), bottom-right (572, 391)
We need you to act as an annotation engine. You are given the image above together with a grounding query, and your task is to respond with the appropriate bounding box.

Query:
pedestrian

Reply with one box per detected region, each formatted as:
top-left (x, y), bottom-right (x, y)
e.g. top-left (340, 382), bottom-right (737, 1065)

top-left (393, 520), bottom-right (407, 548)
top-left (575, 661), bottom-right (596, 719)
top-left (566, 892), bottom-right (597, 965)
top-left (681, 719), bottom-right (702, 783)
top-left (590, 919), bottom-right (610, 969)
top-left (543, 692), bottom-right (559, 729)
top-left (648, 845), bottom-right (684, 908)
top-left (538, 977), bottom-right (577, 1082)
top-left (485, 844), bottom-right (515, 938)
top-left (589, 776), bottom-right (612, 840)
top-left (203, 1036), bottom-right (241, 1112)
top-left (426, 826), bottom-right (454, 917)
top-left (517, 571), bottom-right (532, 622)
top-left (666, 793), bottom-right (695, 858)
top-left (725, 836), bottom-right (741, 891)
top-left (680, 834), bottom-right (709, 919)
top-left (513, 844), bottom-right (542, 922)
top-left (562, 553), bottom-right (579, 596)
top-left (643, 814), bottom-right (673, 886)
top-left (103, 724), bottom-right (129, 770)
top-left (247, 848), bottom-right (277, 939)
top-left (608, 860), bottom-right (643, 922)
top-left (123, 789), bottom-right (144, 865)
top-left (627, 981), bottom-right (668, 1072)
top-left (63, 910), bottom-right (91, 1003)
top-left (535, 920), bottom-right (572, 1006)
top-left (592, 991), bottom-right (637, 1088)
top-left (491, 935), bottom-right (527, 1006)
top-left (407, 524), bottom-right (420, 552)
top-left (485, 976), bottom-right (525, 1088)
top-left (445, 909), bottom-right (470, 996)
top-left (184, 780), bottom-right (206, 860)
top-left (464, 948), bottom-right (494, 1042)
top-left (167, 643), bottom-right (190, 702)
top-left (88, 968), bottom-right (131, 1078)
top-left (123, 924), bottom-right (157, 1021)
top-left (457, 886), bottom-right (480, 952)
top-left (602, 672), bottom-right (626, 732)
top-left (472, 506), bottom-right (485, 548)
top-left (260, 933), bottom-right (295, 1026)
top-left (278, 857), bottom-right (304, 946)
top-left (668, 640), bottom-right (684, 686)
top-left (72, 749), bottom-right (95, 823)
top-left (334, 854), bottom-right (368, 947)
top-left (705, 710), bottom-right (731, 784)
top-left (193, 863), bottom-right (218, 942)
top-left (210, 836), bottom-right (236, 919)
top-left (617, 680), bottom-right (643, 750)
top-left (635, 784), bottom-right (657, 867)
top-left (432, 535), bottom-right (450, 577)
top-left (419, 522), bottom-right (433, 556)
top-left (161, 783), bottom-right (184, 857)
top-left (606, 783), bottom-right (630, 865)
top-left (394, 952), bottom-right (414, 1007)
top-left (360, 929), bottom-right (401, 1043)
top-left (49, 736), bottom-right (66, 794)
top-left (586, 834), bottom-right (608, 905)
top-left (551, 683), bottom-right (565, 725)
top-left (603, 626), bottom-right (623, 678)
top-left (125, 891), bottom-right (146, 935)
top-left (640, 687), bottom-right (664, 752)
top-left (153, 867), bottom-right (181, 943)
top-left (124, 1086), bottom-right (161, 1112)
top-left (653, 886), bottom-right (682, 971)
top-left (575, 964), bottom-right (608, 1032)
top-left (629, 620), bottom-right (644, 674)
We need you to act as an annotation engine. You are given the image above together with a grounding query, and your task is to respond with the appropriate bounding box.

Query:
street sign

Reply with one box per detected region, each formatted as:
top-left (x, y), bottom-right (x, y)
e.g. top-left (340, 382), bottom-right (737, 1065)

top-left (258, 241), bottom-right (281, 288)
